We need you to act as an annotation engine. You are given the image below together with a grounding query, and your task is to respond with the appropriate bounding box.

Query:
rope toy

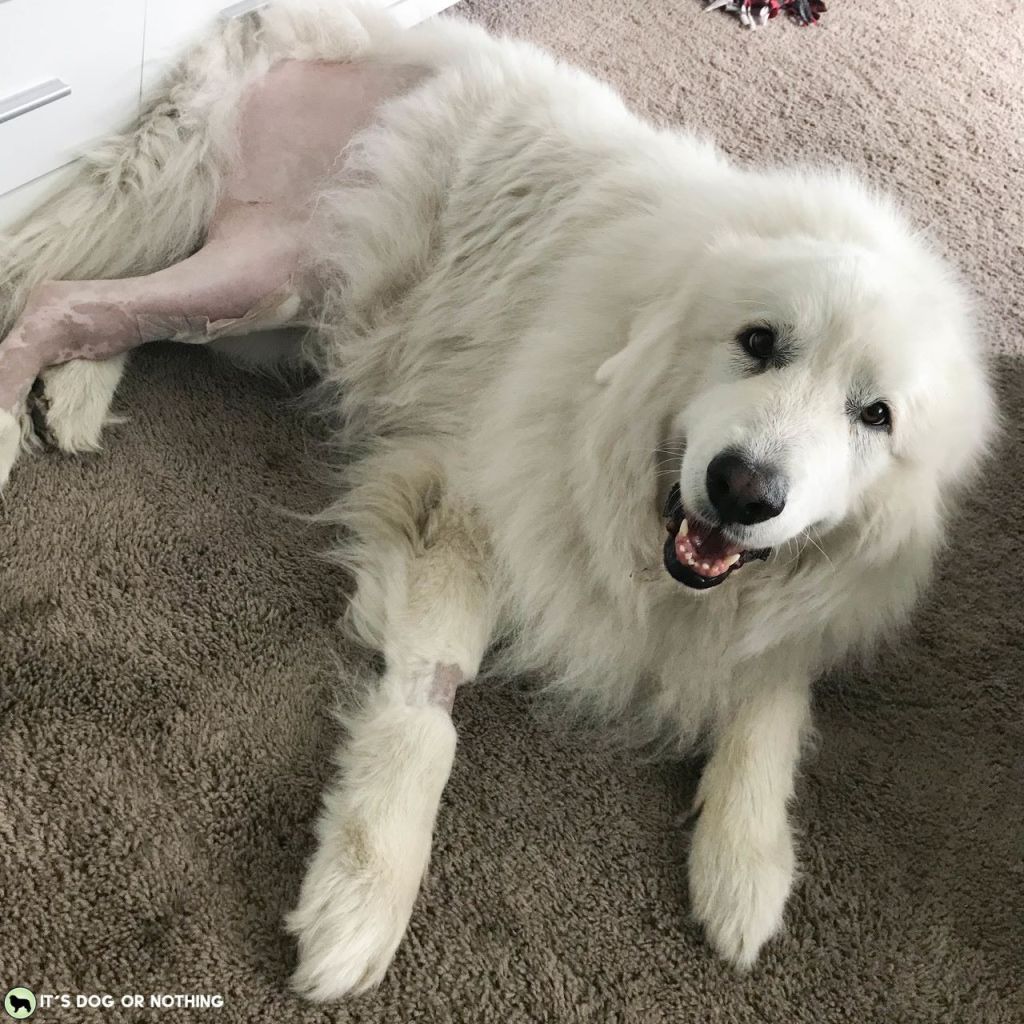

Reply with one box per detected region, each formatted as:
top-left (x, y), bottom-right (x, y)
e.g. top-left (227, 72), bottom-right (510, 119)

top-left (704, 0), bottom-right (827, 28)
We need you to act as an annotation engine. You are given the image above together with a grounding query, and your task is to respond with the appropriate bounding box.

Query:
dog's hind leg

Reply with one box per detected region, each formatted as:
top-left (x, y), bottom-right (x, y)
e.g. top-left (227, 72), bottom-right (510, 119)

top-left (0, 78), bottom-right (223, 472)
top-left (0, 207), bottom-right (309, 486)
top-left (0, 57), bottom-right (420, 489)
top-left (287, 494), bottom-right (496, 1001)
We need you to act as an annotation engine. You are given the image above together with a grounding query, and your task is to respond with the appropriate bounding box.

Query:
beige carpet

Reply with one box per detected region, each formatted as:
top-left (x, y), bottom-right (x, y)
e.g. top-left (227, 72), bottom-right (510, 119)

top-left (2, 1), bottom-right (1022, 1021)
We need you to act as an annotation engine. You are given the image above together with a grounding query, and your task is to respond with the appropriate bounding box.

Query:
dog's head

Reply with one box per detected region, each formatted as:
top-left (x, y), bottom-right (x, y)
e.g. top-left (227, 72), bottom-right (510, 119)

top-left (598, 211), bottom-right (994, 592)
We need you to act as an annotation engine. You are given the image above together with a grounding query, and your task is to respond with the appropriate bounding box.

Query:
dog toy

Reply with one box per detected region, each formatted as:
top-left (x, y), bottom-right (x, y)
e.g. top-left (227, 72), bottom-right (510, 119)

top-left (704, 0), bottom-right (827, 28)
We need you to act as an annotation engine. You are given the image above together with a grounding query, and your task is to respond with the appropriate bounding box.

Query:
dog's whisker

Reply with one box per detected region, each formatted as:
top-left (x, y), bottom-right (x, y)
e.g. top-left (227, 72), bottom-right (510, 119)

top-left (804, 526), bottom-right (836, 574)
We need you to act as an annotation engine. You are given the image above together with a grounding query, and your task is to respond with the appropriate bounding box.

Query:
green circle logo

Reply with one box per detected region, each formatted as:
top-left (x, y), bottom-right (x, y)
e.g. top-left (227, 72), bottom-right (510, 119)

top-left (3, 989), bottom-right (35, 1020)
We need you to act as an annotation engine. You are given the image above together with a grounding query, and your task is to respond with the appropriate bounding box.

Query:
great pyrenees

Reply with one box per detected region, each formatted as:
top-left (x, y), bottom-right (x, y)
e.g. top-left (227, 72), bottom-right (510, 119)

top-left (0, 0), bottom-right (993, 1001)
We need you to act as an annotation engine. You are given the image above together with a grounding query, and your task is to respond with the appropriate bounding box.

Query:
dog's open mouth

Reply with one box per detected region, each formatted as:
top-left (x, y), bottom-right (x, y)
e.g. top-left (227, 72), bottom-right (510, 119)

top-left (662, 483), bottom-right (769, 589)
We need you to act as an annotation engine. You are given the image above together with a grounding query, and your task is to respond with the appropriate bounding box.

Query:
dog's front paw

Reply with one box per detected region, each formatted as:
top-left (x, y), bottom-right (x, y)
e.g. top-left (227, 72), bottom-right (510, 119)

top-left (688, 808), bottom-right (795, 969)
top-left (286, 824), bottom-right (425, 1002)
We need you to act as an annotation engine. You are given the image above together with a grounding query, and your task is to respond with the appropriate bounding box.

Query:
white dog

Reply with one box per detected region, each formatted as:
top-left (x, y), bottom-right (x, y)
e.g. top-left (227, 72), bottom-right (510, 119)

top-left (0, 1), bottom-right (994, 1001)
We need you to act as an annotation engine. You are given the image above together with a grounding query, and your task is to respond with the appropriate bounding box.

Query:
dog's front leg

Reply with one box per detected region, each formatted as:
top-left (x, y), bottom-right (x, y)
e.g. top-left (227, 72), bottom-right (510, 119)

top-left (288, 498), bottom-right (495, 1001)
top-left (688, 675), bottom-right (810, 969)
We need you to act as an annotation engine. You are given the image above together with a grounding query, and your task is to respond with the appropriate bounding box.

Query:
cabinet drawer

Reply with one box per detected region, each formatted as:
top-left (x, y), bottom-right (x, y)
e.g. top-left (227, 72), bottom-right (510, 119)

top-left (0, 0), bottom-right (145, 196)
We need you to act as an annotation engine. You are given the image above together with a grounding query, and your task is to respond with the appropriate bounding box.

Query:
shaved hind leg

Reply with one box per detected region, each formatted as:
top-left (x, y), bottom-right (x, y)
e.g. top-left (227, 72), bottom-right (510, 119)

top-left (0, 58), bottom-right (421, 488)
top-left (0, 220), bottom-right (307, 486)
top-left (2, 217), bottom-right (304, 409)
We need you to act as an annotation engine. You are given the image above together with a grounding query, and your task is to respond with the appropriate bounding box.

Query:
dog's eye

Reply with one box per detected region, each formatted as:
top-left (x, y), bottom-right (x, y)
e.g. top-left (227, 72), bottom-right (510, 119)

top-left (738, 327), bottom-right (775, 361)
top-left (860, 401), bottom-right (892, 429)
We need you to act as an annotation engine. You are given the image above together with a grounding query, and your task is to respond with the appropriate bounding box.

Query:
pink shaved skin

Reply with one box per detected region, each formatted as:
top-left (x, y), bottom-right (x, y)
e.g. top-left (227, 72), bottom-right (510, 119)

top-left (0, 60), bottom-right (417, 419)
top-left (429, 663), bottom-right (463, 712)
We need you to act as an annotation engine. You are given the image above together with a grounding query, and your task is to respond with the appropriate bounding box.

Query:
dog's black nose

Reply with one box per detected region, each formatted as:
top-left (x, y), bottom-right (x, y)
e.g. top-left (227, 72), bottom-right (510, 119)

top-left (706, 452), bottom-right (786, 526)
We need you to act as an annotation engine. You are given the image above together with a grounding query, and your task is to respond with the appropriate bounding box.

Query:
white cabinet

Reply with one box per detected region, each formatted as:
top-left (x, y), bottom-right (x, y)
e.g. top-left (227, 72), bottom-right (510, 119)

top-left (0, 0), bottom-right (460, 225)
top-left (0, 0), bottom-right (145, 196)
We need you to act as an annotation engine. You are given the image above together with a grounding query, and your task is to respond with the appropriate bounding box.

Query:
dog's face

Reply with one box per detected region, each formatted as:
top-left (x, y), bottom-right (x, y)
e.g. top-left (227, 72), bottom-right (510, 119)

top-left (659, 235), bottom-right (992, 590)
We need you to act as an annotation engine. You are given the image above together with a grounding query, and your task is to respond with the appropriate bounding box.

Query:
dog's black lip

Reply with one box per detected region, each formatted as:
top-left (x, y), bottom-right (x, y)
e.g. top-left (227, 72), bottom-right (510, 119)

top-left (663, 533), bottom-right (734, 588)
top-left (661, 483), bottom-right (770, 588)
top-left (663, 481), bottom-right (684, 521)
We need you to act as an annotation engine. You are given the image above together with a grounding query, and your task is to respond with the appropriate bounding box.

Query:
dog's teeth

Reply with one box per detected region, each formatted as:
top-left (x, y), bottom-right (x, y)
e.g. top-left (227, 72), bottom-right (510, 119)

top-left (724, 553), bottom-right (741, 568)
top-left (680, 518), bottom-right (689, 537)
top-left (701, 562), bottom-right (709, 570)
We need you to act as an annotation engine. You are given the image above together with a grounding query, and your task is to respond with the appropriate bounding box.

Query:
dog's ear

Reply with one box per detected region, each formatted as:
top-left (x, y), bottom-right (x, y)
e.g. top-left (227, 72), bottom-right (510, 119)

top-left (595, 303), bottom-right (677, 387)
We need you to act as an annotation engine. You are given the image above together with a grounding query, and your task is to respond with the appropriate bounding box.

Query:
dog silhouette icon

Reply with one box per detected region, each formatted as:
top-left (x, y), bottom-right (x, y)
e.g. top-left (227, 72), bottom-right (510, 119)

top-left (4, 989), bottom-right (35, 1019)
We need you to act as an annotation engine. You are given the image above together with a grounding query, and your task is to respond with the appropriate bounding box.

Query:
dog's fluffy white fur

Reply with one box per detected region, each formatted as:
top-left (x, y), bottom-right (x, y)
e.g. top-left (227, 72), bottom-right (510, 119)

top-left (0, 1), bottom-right (994, 1001)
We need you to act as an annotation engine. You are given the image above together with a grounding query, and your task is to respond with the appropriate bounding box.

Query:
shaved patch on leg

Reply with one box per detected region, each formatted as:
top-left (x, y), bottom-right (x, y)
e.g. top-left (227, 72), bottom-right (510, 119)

top-left (398, 661), bottom-right (464, 711)
top-left (429, 663), bottom-right (463, 711)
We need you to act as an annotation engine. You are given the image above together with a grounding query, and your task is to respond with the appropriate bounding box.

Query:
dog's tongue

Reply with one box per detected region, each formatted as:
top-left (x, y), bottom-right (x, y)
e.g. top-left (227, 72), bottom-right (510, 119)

top-left (688, 520), bottom-right (741, 561)
top-left (674, 517), bottom-right (743, 579)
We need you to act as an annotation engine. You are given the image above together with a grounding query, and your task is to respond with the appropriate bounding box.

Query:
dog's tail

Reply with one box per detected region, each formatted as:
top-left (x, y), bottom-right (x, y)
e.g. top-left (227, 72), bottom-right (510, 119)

top-left (0, 2), bottom-right (401, 336)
